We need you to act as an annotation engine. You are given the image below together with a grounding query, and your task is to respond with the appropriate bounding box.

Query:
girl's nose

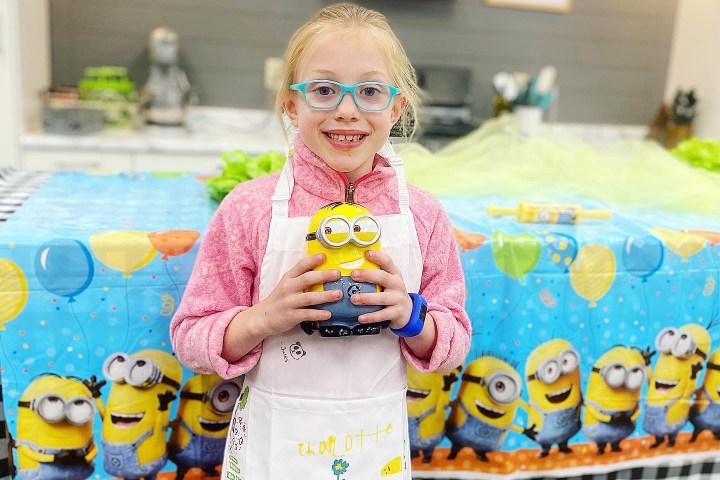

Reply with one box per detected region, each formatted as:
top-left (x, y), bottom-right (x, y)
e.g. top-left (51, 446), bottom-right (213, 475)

top-left (335, 92), bottom-right (360, 119)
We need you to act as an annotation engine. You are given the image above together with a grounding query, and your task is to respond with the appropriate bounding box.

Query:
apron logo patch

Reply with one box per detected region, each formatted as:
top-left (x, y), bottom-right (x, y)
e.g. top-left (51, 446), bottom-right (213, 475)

top-left (281, 341), bottom-right (307, 362)
top-left (331, 458), bottom-right (349, 479)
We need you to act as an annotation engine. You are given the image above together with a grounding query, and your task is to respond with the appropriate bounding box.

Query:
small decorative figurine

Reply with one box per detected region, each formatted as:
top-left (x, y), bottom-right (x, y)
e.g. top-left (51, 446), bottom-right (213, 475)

top-left (302, 202), bottom-right (386, 337)
top-left (140, 27), bottom-right (191, 126)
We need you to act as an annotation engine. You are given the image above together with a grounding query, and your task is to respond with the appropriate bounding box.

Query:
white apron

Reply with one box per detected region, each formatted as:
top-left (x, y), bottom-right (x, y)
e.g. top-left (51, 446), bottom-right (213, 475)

top-left (221, 143), bottom-right (423, 479)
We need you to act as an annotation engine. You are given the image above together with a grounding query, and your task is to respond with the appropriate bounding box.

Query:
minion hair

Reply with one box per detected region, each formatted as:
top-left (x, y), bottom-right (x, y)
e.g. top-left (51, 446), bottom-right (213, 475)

top-left (476, 350), bottom-right (519, 370)
top-left (323, 201), bottom-right (363, 210)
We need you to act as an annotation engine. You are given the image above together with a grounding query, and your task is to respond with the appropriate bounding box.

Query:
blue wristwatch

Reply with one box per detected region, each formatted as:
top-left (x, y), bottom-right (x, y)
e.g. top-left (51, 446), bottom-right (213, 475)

top-left (391, 293), bottom-right (427, 338)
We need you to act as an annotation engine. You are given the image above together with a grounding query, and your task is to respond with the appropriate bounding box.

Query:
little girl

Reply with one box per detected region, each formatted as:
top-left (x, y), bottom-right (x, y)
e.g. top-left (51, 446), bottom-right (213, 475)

top-left (170, 3), bottom-right (471, 478)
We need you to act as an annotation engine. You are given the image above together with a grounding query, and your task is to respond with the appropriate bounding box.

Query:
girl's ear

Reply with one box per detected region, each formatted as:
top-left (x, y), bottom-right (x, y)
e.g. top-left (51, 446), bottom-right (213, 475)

top-left (390, 95), bottom-right (407, 124)
top-left (284, 98), bottom-right (299, 127)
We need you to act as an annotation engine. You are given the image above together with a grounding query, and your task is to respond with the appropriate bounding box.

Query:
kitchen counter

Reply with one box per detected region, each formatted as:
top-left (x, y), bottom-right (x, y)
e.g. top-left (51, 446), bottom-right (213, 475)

top-left (20, 106), bottom-right (289, 173)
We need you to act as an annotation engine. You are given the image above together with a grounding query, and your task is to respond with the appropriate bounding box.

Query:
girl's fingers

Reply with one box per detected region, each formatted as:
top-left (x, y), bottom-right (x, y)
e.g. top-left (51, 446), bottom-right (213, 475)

top-left (285, 253), bottom-right (327, 278)
top-left (365, 250), bottom-right (400, 275)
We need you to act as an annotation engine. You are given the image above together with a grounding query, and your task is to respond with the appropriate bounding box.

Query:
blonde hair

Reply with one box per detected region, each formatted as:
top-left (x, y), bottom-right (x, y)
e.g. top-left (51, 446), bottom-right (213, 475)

top-left (275, 3), bottom-right (420, 139)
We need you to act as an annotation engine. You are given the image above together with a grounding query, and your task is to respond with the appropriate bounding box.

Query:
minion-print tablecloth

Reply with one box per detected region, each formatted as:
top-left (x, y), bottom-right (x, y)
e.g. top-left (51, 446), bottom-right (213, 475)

top-left (2, 166), bottom-right (720, 480)
top-left (408, 199), bottom-right (720, 479)
top-left (0, 172), bottom-right (226, 480)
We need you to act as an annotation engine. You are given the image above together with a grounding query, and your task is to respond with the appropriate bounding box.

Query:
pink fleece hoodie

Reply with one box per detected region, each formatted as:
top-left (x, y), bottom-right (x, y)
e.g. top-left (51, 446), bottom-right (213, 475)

top-left (170, 138), bottom-right (471, 379)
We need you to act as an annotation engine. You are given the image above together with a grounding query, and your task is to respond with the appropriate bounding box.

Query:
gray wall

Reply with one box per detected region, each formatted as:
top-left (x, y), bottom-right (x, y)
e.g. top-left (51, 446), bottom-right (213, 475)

top-left (49, 0), bottom-right (677, 125)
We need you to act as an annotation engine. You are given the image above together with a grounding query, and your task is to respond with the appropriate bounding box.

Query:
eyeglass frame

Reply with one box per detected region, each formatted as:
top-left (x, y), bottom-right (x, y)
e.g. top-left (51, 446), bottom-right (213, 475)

top-left (305, 214), bottom-right (381, 249)
top-left (289, 79), bottom-right (401, 112)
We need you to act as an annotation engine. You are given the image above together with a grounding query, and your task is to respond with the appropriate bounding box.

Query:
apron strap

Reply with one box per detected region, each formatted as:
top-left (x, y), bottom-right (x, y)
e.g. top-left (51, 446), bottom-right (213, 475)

top-left (378, 141), bottom-right (410, 215)
top-left (271, 141), bottom-right (410, 218)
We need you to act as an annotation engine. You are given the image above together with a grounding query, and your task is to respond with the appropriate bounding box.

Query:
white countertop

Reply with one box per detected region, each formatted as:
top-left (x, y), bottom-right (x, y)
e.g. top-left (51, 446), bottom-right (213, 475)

top-left (22, 106), bottom-right (290, 156)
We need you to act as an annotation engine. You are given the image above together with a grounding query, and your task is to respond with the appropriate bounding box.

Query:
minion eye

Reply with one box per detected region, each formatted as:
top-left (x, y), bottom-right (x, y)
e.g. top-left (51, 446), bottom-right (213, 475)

top-left (673, 333), bottom-right (695, 358)
top-left (211, 381), bottom-right (242, 414)
top-left (103, 353), bottom-right (130, 382)
top-left (37, 395), bottom-right (65, 423)
top-left (352, 216), bottom-right (381, 246)
top-left (324, 226), bottom-right (332, 234)
top-left (656, 327), bottom-right (678, 353)
top-left (488, 374), bottom-right (519, 404)
top-left (605, 365), bottom-right (626, 389)
top-left (128, 358), bottom-right (155, 386)
top-left (67, 398), bottom-right (95, 425)
top-left (560, 350), bottom-right (579, 374)
top-left (626, 367), bottom-right (645, 390)
top-left (539, 359), bottom-right (560, 384)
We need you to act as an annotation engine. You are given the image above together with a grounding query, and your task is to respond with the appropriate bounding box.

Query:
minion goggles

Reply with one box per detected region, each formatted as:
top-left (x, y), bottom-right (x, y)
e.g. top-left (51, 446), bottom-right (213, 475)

top-left (19, 393), bottom-right (96, 425)
top-left (102, 352), bottom-right (181, 389)
top-left (179, 380), bottom-right (242, 414)
top-left (306, 214), bottom-right (381, 248)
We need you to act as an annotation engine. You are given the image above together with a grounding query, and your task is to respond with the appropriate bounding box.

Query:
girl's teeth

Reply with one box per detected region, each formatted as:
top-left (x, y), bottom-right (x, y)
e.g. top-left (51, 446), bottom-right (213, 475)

top-left (329, 133), bottom-right (362, 142)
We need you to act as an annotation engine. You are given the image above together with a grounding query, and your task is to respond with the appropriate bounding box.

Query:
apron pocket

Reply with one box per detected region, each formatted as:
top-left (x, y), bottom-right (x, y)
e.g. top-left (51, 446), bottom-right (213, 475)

top-left (235, 387), bottom-right (410, 479)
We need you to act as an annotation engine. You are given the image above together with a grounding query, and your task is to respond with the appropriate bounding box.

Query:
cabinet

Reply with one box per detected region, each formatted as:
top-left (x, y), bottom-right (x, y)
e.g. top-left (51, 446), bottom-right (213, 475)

top-left (22, 150), bottom-right (134, 173)
top-left (0, 0), bottom-right (50, 167)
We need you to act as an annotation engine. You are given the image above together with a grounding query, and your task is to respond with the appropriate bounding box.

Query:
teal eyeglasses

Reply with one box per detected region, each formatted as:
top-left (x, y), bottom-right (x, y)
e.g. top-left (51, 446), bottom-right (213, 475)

top-left (289, 80), bottom-right (401, 112)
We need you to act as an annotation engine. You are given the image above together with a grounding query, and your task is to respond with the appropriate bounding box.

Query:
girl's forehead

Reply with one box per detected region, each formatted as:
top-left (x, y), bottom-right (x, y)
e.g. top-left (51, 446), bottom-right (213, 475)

top-left (298, 27), bottom-right (392, 80)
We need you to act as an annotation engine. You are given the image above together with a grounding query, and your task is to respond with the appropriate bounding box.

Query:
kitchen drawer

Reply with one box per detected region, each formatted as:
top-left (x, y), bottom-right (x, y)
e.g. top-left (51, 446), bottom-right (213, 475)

top-left (134, 153), bottom-right (222, 174)
top-left (22, 150), bottom-right (133, 172)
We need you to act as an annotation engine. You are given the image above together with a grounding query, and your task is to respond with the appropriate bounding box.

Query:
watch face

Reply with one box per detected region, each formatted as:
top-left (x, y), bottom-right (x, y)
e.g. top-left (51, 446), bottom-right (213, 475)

top-left (419, 303), bottom-right (427, 322)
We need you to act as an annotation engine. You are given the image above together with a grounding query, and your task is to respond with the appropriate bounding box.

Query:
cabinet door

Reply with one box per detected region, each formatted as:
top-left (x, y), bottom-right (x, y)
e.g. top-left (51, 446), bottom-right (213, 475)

top-left (134, 153), bottom-right (222, 174)
top-left (23, 150), bottom-right (133, 172)
top-left (0, 0), bottom-right (19, 166)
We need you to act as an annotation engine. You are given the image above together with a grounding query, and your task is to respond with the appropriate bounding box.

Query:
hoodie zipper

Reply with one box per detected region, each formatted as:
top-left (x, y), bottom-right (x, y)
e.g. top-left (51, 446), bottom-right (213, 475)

top-left (342, 170), bottom-right (375, 203)
top-left (345, 182), bottom-right (356, 202)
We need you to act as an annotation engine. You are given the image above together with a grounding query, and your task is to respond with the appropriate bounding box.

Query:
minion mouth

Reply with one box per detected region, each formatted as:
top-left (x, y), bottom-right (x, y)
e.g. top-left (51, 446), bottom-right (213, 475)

top-left (110, 412), bottom-right (144, 427)
top-left (546, 386), bottom-right (571, 404)
top-left (199, 416), bottom-right (231, 433)
top-left (475, 399), bottom-right (505, 419)
top-left (655, 379), bottom-right (679, 393)
top-left (406, 387), bottom-right (430, 402)
top-left (340, 258), bottom-right (364, 270)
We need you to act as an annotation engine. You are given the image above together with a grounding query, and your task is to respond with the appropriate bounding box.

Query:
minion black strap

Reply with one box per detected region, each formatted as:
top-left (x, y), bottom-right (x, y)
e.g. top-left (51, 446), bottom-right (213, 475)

top-left (461, 373), bottom-right (486, 386)
top-left (707, 362), bottom-right (720, 371)
top-left (161, 375), bottom-right (181, 390)
top-left (180, 391), bottom-right (206, 401)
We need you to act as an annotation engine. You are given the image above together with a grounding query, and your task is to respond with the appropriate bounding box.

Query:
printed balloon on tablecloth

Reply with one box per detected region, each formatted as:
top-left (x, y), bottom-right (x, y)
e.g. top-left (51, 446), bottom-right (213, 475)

top-left (0, 258), bottom-right (28, 328)
top-left (452, 227), bottom-right (486, 254)
top-left (35, 239), bottom-right (94, 302)
top-left (650, 227), bottom-right (705, 262)
top-left (148, 229), bottom-right (201, 260)
top-left (491, 230), bottom-right (541, 284)
top-left (543, 232), bottom-right (577, 272)
top-left (622, 235), bottom-right (664, 281)
top-left (89, 230), bottom-right (157, 277)
top-left (569, 243), bottom-right (616, 308)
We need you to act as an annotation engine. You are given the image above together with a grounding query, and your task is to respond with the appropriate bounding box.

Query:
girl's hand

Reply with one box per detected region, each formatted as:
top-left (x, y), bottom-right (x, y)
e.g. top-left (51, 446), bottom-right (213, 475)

top-left (349, 250), bottom-right (413, 330)
top-left (255, 253), bottom-right (342, 336)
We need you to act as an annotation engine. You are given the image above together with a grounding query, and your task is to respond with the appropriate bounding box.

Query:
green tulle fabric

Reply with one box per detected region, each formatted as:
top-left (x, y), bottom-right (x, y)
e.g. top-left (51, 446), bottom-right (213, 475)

top-left (398, 116), bottom-right (720, 215)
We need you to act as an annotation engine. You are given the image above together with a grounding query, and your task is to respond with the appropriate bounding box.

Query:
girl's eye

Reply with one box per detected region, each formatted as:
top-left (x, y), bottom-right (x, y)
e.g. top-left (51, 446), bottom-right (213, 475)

top-left (314, 85), bottom-right (335, 96)
top-left (360, 86), bottom-right (379, 96)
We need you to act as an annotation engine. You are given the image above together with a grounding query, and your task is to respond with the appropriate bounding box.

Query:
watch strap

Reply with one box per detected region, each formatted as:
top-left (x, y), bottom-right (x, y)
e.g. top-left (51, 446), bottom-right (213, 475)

top-left (391, 293), bottom-right (427, 338)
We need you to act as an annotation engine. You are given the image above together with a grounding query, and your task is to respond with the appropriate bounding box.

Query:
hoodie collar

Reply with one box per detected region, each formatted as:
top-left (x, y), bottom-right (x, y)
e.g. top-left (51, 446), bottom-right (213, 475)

top-left (291, 136), bottom-right (398, 204)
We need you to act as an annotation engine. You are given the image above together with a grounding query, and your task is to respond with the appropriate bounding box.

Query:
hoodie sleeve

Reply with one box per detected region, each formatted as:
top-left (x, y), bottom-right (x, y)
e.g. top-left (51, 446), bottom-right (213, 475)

top-left (169, 186), bottom-right (266, 379)
top-left (401, 190), bottom-right (472, 373)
